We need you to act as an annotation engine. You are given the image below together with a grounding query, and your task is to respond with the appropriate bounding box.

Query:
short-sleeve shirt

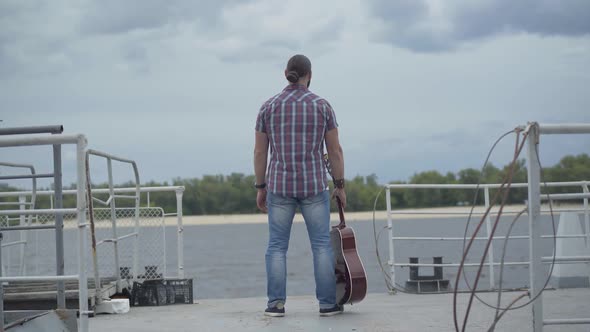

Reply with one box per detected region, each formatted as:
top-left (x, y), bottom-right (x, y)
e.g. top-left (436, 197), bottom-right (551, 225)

top-left (255, 84), bottom-right (338, 198)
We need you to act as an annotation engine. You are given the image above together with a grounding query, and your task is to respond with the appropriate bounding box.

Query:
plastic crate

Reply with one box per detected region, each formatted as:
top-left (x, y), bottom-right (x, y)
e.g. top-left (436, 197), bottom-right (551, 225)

top-left (165, 279), bottom-right (193, 304)
top-left (130, 280), bottom-right (167, 306)
top-left (130, 279), bottom-right (193, 306)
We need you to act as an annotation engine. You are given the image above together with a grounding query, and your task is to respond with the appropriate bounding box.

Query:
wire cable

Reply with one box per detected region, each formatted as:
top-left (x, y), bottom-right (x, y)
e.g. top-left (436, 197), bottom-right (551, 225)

top-left (458, 130), bottom-right (529, 332)
top-left (494, 208), bottom-right (527, 318)
top-left (371, 123), bottom-right (558, 331)
top-left (483, 127), bottom-right (558, 312)
top-left (460, 129), bottom-right (515, 293)
top-left (459, 124), bottom-right (558, 331)
top-left (487, 292), bottom-right (529, 332)
top-left (453, 129), bottom-right (526, 331)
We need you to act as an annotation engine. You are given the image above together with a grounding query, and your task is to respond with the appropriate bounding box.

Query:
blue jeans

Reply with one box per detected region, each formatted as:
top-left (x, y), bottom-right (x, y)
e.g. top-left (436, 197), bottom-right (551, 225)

top-left (266, 191), bottom-right (336, 309)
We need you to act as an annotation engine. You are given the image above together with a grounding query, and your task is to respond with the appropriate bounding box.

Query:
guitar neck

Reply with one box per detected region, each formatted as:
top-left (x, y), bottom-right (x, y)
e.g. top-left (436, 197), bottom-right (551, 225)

top-left (336, 196), bottom-right (346, 228)
top-left (324, 153), bottom-right (346, 228)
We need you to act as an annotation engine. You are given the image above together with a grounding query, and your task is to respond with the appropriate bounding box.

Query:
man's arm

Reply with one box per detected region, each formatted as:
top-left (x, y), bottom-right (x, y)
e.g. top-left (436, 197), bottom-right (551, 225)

top-left (254, 131), bottom-right (269, 212)
top-left (254, 131), bottom-right (269, 184)
top-left (325, 128), bottom-right (346, 208)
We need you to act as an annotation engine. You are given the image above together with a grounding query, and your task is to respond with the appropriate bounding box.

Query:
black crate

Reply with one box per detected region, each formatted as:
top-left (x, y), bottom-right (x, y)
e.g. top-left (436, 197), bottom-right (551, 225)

top-left (130, 278), bottom-right (193, 306)
top-left (165, 279), bottom-right (193, 304)
top-left (130, 280), bottom-right (167, 306)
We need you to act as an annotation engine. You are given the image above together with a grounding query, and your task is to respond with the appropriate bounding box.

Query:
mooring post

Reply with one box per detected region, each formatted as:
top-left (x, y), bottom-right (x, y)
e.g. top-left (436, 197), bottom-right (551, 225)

top-left (433, 257), bottom-right (443, 280)
top-left (409, 257), bottom-right (419, 280)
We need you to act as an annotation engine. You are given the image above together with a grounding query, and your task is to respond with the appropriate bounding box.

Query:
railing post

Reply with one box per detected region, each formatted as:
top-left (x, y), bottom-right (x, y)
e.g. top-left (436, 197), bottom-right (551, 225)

top-left (53, 143), bottom-right (66, 309)
top-left (133, 166), bottom-right (140, 284)
top-left (526, 125), bottom-right (543, 332)
top-left (161, 207), bottom-right (168, 278)
top-left (583, 183), bottom-right (590, 286)
top-left (18, 195), bottom-right (26, 276)
top-left (85, 152), bottom-right (102, 306)
top-left (107, 158), bottom-right (123, 292)
top-left (484, 187), bottom-right (496, 289)
top-left (0, 231), bottom-right (4, 332)
top-left (76, 135), bottom-right (89, 332)
top-left (386, 187), bottom-right (395, 291)
top-left (175, 188), bottom-right (185, 278)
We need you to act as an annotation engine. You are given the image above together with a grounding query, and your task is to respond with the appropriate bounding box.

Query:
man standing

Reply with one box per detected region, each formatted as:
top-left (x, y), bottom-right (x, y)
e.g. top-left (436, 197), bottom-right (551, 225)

top-left (254, 54), bottom-right (347, 317)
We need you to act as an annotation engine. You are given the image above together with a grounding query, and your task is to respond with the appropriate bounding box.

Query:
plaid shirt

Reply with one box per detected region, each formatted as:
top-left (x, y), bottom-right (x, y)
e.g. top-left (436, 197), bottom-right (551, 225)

top-left (255, 84), bottom-right (338, 198)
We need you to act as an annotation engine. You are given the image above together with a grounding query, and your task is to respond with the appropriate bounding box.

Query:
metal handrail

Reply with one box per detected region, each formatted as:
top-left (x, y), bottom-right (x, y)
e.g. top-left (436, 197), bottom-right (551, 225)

top-left (392, 234), bottom-right (588, 241)
top-left (385, 180), bottom-right (589, 293)
top-left (537, 123), bottom-right (590, 134)
top-left (1, 225), bottom-right (57, 231)
top-left (0, 173), bottom-right (54, 180)
top-left (525, 123), bottom-right (590, 330)
top-left (0, 133), bottom-right (89, 332)
top-left (0, 134), bottom-right (83, 147)
top-left (0, 125), bottom-right (63, 136)
top-left (0, 275), bottom-right (79, 282)
top-left (1, 241), bottom-right (27, 248)
top-left (0, 186), bottom-right (186, 280)
top-left (0, 208), bottom-right (77, 216)
top-left (390, 208), bottom-right (588, 215)
top-left (386, 181), bottom-right (589, 189)
top-left (85, 149), bottom-right (141, 304)
top-left (96, 232), bottom-right (138, 246)
top-left (544, 318), bottom-right (590, 325)
top-left (0, 186), bottom-right (186, 197)
top-left (0, 162), bottom-right (37, 277)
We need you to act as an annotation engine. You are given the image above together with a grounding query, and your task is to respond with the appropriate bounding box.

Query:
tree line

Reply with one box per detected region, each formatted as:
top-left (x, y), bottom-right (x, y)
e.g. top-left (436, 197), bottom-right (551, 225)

top-left (1, 154), bottom-right (588, 215)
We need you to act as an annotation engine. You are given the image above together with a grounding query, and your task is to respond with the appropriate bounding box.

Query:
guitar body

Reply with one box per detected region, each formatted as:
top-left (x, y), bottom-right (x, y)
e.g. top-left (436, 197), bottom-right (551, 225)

top-left (323, 152), bottom-right (367, 305)
top-left (330, 225), bottom-right (367, 305)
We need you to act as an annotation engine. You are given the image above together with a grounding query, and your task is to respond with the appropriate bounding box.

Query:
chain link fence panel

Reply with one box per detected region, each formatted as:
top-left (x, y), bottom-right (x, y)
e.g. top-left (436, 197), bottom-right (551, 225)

top-left (1, 208), bottom-right (166, 283)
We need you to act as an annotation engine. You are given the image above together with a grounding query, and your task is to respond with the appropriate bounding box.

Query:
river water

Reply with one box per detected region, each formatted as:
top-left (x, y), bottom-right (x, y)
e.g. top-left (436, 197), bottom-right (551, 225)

top-left (185, 215), bottom-right (562, 300)
top-left (4, 214), bottom-right (568, 301)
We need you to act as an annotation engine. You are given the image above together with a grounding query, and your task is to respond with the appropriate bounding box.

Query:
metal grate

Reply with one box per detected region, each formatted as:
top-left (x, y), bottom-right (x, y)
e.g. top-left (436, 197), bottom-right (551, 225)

top-left (1, 208), bottom-right (166, 282)
top-left (92, 207), bottom-right (166, 280)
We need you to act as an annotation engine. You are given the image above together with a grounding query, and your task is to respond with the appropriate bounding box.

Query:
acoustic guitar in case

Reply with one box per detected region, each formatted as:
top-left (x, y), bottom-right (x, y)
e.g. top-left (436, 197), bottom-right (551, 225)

top-left (324, 154), bottom-right (367, 305)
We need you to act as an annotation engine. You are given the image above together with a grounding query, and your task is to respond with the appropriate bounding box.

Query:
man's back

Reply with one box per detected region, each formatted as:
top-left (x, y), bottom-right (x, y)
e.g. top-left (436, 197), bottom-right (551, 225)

top-left (256, 84), bottom-right (337, 198)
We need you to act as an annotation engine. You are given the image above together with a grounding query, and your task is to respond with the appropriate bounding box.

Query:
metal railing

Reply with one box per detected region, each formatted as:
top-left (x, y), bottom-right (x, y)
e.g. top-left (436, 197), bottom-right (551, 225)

top-left (0, 162), bottom-right (37, 277)
top-left (86, 149), bottom-right (141, 303)
top-left (0, 185), bottom-right (186, 280)
top-left (0, 132), bottom-right (89, 332)
top-left (525, 122), bottom-right (590, 331)
top-left (384, 123), bottom-right (590, 332)
top-left (386, 181), bottom-right (590, 290)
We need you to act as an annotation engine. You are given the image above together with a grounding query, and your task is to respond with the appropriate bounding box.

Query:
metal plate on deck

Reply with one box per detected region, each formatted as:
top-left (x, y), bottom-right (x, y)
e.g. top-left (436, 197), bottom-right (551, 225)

top-left (4, 310), bottom-right (77, 332)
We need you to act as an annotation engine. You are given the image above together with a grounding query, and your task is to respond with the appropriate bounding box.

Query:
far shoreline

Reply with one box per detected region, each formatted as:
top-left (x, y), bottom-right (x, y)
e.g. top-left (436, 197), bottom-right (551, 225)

top-left (167, 204), bottom-right (576, 226)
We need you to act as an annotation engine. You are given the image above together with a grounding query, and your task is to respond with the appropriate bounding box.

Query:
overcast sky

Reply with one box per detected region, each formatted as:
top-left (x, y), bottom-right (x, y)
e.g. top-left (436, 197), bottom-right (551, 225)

top-left (1, 0), bottom-right (589, 188)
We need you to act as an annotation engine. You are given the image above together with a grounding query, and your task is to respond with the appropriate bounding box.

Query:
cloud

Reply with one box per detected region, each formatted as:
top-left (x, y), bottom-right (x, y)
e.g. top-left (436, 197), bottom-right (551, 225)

top-left (0, 1), bottom-right (85, 77)
top-left (78, 0), bottom-right (248, 35)
top-left (0, 0), bottom-right (352, 78)
top-left (199, 1), bottom-right (347, 63)
top-left (368, 0), bottom-right (590, 52)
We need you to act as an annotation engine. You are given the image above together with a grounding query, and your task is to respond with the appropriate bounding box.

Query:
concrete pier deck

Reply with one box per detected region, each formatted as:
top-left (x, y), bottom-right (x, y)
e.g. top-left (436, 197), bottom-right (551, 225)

top-left (90, 288), bottom-right (590, 331)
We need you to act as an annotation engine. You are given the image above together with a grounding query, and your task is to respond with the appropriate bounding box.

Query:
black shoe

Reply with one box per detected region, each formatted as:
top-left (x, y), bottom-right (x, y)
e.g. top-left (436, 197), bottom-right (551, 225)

top-left (319, 305), bottom-right (343, 317)
top-left (264, 303), bottom-right (285, 317)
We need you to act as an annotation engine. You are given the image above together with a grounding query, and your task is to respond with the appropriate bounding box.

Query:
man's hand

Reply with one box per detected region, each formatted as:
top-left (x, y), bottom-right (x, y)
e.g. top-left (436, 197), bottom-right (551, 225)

top-left (257, 189), bottom-right (268, 213)
top-left (331, 188), bottom-right (347, 209)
